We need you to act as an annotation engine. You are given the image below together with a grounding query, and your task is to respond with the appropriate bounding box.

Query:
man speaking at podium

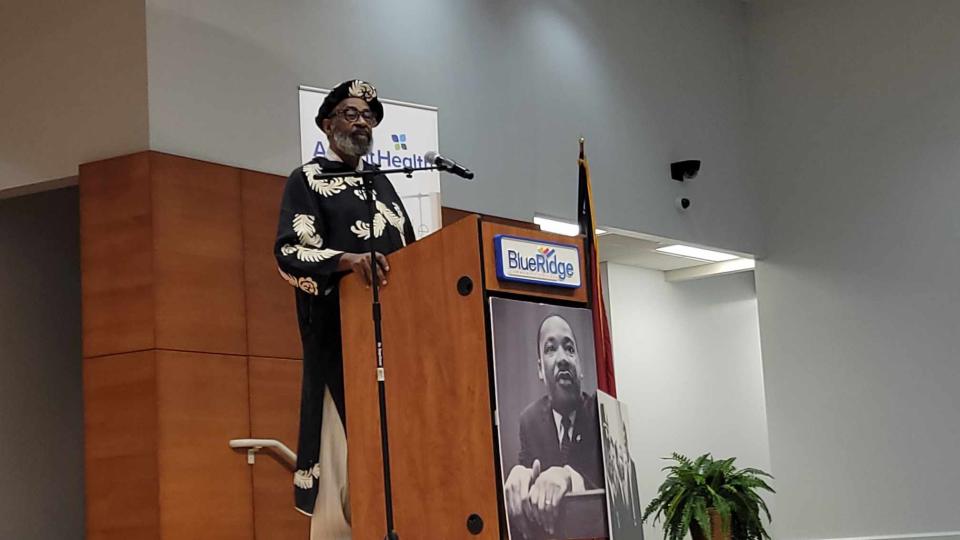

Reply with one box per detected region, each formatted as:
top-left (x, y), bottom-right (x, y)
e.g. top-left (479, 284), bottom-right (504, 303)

top-left (274, 79), bottom-right (417, 539)
top-left (504, 314), bottom-right (604, 537)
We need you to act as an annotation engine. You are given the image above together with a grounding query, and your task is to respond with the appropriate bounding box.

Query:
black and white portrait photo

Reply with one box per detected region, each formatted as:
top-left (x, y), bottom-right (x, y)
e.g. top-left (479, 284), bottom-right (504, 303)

top-left (598, 391), bottom-right (644, 540)
top-left (490, 297), bottom-right (607, 540)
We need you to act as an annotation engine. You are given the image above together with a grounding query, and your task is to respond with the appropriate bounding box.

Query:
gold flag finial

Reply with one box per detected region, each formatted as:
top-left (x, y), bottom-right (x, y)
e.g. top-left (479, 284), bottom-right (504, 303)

top-left (579, 137), bottom-right (585, 159)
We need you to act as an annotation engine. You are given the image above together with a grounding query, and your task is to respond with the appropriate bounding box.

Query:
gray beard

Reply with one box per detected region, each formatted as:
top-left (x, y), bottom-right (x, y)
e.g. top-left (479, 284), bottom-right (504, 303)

top-left (332, 131), bottom-right (373, 158)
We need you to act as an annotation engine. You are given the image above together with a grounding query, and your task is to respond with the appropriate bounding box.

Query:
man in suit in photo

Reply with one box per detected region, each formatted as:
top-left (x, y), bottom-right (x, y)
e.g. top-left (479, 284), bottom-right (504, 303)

top-left (612, 439), bottom-right (644, 538)
top-left (601, 400), bottom-right (644, 539)
top-left (504, 314), bottom-right (604, 537)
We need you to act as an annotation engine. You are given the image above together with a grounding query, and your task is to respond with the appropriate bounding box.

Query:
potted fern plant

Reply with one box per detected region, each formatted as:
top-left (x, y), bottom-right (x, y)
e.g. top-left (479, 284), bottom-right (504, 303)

top-left (642, 453), bottom-right (774, 540)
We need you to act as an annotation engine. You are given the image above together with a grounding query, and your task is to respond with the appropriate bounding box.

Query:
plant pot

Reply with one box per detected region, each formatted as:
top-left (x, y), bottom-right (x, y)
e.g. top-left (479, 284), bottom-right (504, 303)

top-left (690, 508), bottom-right (730, 540)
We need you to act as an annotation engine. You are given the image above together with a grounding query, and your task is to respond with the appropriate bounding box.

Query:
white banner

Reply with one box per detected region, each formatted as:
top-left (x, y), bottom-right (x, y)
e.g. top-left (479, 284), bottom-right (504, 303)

top-left (299, 86), bottom-right (442, 239)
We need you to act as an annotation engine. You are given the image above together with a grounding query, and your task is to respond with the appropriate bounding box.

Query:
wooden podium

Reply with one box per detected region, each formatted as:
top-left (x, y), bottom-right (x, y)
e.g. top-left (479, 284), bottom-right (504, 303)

top-left (341, 215), bottom-right (587, 539)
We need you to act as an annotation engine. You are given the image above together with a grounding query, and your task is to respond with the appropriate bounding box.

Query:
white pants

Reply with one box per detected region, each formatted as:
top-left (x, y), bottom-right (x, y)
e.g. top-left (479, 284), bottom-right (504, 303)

top-left (310, 388), bottom-right (351, 540)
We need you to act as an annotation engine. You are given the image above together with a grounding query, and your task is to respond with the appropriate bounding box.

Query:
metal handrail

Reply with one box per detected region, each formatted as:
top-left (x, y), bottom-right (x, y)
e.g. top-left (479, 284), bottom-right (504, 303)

top-left (229, 438), bottom-right (297, 469)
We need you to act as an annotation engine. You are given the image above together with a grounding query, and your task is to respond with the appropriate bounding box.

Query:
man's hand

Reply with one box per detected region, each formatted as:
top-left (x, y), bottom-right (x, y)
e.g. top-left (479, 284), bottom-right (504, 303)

top-left (504, 460), bottom-right (541, 537)
top-left (338, 252), bottom-right (389, 287)
top-left (523, 465), bottom-right (572, 535)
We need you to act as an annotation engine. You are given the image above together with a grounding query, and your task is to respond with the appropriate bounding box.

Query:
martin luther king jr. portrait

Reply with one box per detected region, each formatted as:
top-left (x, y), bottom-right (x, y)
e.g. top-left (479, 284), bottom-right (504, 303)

top-left (490, 298), bottom-right (605, 539)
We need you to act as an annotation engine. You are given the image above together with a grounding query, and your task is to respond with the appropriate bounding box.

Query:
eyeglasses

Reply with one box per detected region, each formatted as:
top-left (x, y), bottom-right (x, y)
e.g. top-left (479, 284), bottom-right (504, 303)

top-left (329, 107), bottom-right (379, 126)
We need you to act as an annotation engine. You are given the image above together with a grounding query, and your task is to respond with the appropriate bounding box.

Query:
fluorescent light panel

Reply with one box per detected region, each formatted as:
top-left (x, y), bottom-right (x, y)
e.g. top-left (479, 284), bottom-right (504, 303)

top-left (655, 244), bottom-right (739, 262)
top-left (533, 215), bottom-right (605, 237)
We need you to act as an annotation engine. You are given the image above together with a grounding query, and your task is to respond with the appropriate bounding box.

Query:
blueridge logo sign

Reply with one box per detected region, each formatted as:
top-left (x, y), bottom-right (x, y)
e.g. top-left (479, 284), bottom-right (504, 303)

top-left (494, 235), bottom-right (581, 289)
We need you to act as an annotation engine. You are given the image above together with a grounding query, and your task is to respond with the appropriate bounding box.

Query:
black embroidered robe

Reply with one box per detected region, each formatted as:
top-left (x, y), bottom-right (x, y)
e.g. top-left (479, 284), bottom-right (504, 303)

top-left (273, 156), bottom-right (417, 514)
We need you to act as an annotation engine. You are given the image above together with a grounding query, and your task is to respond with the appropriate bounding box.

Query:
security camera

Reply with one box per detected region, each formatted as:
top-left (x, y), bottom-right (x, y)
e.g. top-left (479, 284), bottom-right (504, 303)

top-left (675, 197), bottom-right (691, 211)
top-left (670, 160), bottom-right (701, 182)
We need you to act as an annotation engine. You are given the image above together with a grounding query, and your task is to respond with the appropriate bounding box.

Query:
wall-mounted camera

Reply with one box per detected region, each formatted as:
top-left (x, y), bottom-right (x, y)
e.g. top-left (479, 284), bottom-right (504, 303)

top-left (675, 197), bottom-right (691, 211)
top-left (671, 160), bottom-right (701, 182)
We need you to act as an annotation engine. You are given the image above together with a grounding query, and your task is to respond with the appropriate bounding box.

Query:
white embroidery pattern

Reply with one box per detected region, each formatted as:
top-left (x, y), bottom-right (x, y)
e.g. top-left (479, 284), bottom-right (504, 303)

top-left (292, 214), bottom-right (323, 248)
top-left (294, 469), bottom-right (314, 490)
top-left (353, 188), bottom-right (378, 202)
top-left (349, 221), bottom-right (368, 240)
top-left (302, 163), bottom-right (322, 178)
top-left (286, 245), bottom-right (341, 263)
top-left (377, 201), bottom-right (408, 246)
top-left (348, 80), bottom-right (377, 101)
top-left (281, 215), bottom-right (342, 264)
top-left (349, 214), bottom-right (387, 240)
top-left (303, 164), bottom-right (349, 197)
top-left (308, 176), bottom-right (347, 197)
top-left (294, 463), bottom-right (322, 490)
top-left (384, 202), bottom-right (408, 246)
top-left (373, 212), bottom-right (388, 237)
top-left (347, 197), bottom-right (407, 245)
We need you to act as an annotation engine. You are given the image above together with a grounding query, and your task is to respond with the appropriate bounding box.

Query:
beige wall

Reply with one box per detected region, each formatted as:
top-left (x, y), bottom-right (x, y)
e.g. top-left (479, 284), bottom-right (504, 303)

top-left (0, 0), bottom-right (149, 192)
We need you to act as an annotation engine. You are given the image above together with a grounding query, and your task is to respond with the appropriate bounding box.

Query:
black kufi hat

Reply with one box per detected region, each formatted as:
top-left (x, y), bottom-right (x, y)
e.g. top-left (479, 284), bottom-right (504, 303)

top-left (315, 79), bottom-right (384, 128)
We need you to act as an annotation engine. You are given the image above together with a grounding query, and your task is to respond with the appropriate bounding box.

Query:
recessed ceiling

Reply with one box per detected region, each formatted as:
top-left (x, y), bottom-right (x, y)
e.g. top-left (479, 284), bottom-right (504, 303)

top-left (598, 232), bottom-right (709, 271)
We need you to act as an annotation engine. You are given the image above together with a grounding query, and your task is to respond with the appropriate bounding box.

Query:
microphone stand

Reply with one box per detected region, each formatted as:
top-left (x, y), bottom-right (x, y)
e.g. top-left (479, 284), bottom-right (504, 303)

top-left (312, 164), bottom-right (439, 540)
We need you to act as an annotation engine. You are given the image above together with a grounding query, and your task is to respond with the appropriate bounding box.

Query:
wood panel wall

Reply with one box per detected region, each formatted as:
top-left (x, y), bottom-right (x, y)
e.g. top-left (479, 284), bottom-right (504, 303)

top-left (80, 152), bottom-right (307, 540)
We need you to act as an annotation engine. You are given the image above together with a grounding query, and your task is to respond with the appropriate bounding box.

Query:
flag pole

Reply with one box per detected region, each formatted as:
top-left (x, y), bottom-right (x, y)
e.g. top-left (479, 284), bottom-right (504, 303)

top-left (577, 136), bottom-right (617, 397)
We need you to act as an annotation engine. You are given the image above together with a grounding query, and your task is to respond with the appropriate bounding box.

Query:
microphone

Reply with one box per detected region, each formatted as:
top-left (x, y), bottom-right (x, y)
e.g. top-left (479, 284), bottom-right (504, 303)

top-left (424, 151), bottom-right (474, 180)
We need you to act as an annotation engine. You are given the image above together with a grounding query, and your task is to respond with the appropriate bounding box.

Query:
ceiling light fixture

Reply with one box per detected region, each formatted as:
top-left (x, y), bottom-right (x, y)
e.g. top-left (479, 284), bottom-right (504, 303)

top-left (533, 215), bottom-right (605, 237)
top-left (655, 244), bottom-right (739, 262)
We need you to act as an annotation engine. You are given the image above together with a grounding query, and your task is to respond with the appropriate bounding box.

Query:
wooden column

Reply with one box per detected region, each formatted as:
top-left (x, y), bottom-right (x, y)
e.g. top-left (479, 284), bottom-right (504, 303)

top-left (81, 152), bottom-right (307, 540)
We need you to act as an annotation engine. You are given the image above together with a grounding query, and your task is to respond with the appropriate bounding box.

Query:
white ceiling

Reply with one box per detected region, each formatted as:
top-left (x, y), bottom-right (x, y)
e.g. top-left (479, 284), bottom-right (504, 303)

top-left (598, 231), bottom-right (709, 271)
top-left (597, 230), bottom-right (758, 277)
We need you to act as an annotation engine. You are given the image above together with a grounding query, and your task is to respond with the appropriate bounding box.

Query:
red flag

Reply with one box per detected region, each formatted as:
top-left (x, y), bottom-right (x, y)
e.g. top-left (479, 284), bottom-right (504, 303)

top-left (577, 142), bottom-right (616, 397)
